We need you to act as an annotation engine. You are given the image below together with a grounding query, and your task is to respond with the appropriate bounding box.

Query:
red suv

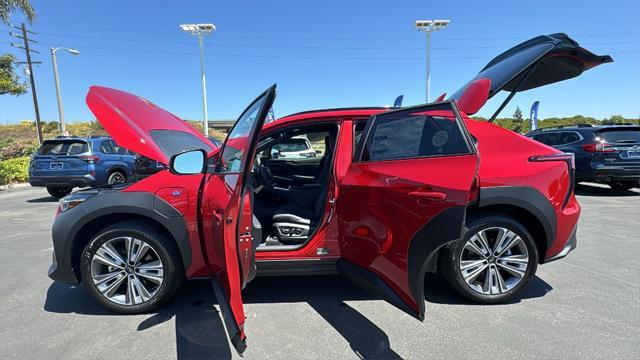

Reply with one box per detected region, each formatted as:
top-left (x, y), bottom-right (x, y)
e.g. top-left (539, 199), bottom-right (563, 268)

top-left (48, 34), bottom-right (610, 353)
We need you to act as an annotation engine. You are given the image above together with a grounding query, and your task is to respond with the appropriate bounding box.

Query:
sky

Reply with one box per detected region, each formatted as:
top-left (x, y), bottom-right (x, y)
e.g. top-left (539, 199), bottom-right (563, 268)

top-left (1, 0), bottom-right (639, 125)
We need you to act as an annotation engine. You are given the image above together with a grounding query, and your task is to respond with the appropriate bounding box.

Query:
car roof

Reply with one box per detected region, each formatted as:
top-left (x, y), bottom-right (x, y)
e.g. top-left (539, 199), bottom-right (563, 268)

top-left (527, 124), bottom-right (639, 135)
top-left (270, 107), bottom-right (390, 129)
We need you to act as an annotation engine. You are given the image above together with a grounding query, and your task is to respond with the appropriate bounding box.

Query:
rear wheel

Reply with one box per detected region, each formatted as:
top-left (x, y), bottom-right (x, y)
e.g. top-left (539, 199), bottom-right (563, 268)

top-left (609, 181), bottom-right (637, 191)
top-left (80, 222), bottom-right (184, 314)
top-left (107, 171), bottom-right (127, 185)
top-left (47, 186), bottom-right (72, 198)
top-left (441, 214), bottom-right (538, 304)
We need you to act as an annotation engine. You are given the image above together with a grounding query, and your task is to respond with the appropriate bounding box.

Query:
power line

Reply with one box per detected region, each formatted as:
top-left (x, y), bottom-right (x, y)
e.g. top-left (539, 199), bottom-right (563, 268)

top-left (34, 22), bottom-right (640, 42)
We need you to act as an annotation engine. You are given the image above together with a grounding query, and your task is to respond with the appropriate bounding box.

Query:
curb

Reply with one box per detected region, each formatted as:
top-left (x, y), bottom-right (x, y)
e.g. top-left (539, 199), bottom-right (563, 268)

top-left (0, 183), bottom-right (31, 191)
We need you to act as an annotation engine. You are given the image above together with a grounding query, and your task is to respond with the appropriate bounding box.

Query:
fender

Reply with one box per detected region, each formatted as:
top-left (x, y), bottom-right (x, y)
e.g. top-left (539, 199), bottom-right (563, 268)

top-left (477, 186), bottom-right (556, 252)
top-left (51, 191), bottom-right (191, 284)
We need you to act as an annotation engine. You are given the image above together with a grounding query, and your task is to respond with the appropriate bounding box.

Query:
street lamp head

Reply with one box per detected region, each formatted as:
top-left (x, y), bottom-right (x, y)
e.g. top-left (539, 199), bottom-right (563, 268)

top-left (415, 19), bottom-right (450, 32)
top-left (67, 48), bottom-right (80, 55)
top-left (180, 23), bottom-right (216, 35)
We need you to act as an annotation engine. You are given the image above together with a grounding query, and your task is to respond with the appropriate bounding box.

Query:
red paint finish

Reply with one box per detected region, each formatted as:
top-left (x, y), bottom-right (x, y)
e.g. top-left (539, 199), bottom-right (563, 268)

top-left (86, 86), bottom-right (215, 164)
top-left (337, 155), bottom-right (478, 316)
top-left (154, 187), bottom-right (189, 214)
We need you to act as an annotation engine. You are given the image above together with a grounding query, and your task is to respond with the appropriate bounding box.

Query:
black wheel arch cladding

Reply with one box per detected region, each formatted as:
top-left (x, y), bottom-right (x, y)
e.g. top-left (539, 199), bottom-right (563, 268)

top-left (53, 191), bottom-right (192, 282)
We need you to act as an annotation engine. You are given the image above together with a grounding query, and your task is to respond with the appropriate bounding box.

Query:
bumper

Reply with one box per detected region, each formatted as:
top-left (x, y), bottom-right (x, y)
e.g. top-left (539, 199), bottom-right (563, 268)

top-left (544, 225), bottom-right (577, 263)
top-left (578, 165), bottom-right (640, 182)
top-left (29, 174), bottom-right (95, 188)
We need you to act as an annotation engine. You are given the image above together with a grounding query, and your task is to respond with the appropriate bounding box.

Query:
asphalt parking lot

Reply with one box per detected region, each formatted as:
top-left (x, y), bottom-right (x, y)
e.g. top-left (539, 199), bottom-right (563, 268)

top-left (0, 184), bottom-right (639, 360)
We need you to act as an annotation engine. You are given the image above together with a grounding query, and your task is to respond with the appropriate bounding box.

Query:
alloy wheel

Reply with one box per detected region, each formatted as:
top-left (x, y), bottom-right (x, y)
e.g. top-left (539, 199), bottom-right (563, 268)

top-left (459, 227), bottom-right (529, 295)
top-left (90, 236), bottom-right (164, 305)
top-left (108, 172), bottom-right (126, 184)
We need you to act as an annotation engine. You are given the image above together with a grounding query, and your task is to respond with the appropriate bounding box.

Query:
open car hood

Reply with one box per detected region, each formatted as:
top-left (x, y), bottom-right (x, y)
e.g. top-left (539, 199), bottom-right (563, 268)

top-left (86, 86), bottom-right (215, 164)
top-left (450, 33), bottom-right (613, 115)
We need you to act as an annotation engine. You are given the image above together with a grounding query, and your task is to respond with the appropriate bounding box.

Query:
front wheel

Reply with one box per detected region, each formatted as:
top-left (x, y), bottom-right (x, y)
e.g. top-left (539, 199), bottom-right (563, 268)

top-left (609, 181), bottom-right (637, 191)
top-left (80, 222), bottom-right (184, 314)
top-left (107, 171), bottom-right (127, 185)
top-left (47, 186), bottom-right (72, 198)
top-left (441, 214), bottom-right (538, 304)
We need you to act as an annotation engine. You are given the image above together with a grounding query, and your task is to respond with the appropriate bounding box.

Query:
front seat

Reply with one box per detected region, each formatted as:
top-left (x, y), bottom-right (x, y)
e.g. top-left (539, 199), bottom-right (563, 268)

top-left (271, 135), bottom-right (334, 243)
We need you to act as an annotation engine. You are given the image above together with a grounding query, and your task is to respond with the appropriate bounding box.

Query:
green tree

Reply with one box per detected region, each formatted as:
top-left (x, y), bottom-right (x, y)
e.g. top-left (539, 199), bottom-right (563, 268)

top-left (512, 106), bottom-right (524, 133)
top-left (0, 54), bottom-right (28, 96)
top-left (0, 0), bottom-right (35, 24)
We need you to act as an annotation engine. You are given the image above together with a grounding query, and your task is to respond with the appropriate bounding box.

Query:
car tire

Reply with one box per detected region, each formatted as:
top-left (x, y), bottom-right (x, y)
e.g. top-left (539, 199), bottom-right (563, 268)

top-left (80, 221), bottom-right (184, 314)
top-left (107, 171), bottom-right (127, 185)
top-left (47, 186), bottom-right (72, 198)
top-left (609, 181), bottom-right (637, 191)
top-left (440, 213), bottom-right (538, 304)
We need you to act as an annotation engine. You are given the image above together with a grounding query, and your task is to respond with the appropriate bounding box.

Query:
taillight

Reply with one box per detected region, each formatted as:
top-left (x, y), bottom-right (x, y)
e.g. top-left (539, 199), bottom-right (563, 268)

top-left (529, 153), bottom-right (575, 209)
top-left (581, 142), bottom-right (615, 153)
top-left (79, 155), bottom-right (100, 163)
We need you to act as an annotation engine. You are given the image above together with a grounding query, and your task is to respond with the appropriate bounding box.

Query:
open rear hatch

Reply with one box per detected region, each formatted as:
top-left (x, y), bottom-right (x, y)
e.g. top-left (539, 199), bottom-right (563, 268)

top-left (86, 86), bottom-right (215, 164)
top-left (450, 33), bottom-right (613, 117)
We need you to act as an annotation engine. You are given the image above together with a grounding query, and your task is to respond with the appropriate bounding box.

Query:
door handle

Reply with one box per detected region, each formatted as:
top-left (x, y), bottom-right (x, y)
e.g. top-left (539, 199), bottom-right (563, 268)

top-left (408, 190), bottom-right (447, 201)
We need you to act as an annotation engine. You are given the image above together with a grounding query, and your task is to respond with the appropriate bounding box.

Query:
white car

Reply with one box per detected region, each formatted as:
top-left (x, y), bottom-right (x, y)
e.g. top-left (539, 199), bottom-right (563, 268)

top-left (271, 135), bottom-right (318, 159)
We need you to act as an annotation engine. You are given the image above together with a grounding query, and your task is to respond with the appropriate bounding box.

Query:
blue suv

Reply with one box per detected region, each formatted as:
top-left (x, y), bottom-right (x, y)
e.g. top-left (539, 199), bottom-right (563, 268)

top-left (29, 136), bottom-right (136, 198)
top-left (526, 124), bottom-right (640, 190)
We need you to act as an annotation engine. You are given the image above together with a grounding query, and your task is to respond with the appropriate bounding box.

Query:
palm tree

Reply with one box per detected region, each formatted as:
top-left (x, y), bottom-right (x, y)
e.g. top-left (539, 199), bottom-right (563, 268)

top-left (0, 0), bottom-right (35, 25)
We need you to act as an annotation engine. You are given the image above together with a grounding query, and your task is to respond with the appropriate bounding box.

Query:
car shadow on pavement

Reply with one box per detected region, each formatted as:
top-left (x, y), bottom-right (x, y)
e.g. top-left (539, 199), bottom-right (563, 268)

top-left (575, 183), bottom-right (639, 197)
top-left (26, 196), bottom-right (59, 203)
top-left (44, 273), bottom-right (552, 359)
top-left (422, 273), bottom-right (553, 305)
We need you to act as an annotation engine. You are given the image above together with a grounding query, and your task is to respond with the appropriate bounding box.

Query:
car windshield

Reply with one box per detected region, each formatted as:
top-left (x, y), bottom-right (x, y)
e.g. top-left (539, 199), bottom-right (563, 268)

top-left (149, 130), bottom-right (213, 161)
top-left (596, 129), bottom-right (640, 143)
top-left (38, 140), bottom-right (89, 155)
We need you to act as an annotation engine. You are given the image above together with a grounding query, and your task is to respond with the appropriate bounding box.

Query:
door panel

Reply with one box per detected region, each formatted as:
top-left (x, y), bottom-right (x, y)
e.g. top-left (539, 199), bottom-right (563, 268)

top-left (201, 85), bottom-right (276, 354)
top-left (338, 102), bottom-right (478, 320)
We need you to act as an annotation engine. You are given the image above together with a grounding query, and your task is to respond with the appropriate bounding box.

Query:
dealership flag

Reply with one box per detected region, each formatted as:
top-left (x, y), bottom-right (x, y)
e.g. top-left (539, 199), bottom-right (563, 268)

top-left (530, 101), bottom-right (540, 130)
top-left (393, 95), bottom-right (404, 107)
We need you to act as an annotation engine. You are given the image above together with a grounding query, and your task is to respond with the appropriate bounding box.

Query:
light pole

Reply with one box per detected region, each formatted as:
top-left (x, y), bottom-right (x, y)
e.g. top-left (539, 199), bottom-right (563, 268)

top-left (51, 47), bottom-right (79, 135)
top-left (415, 20), bottom-right (450, 103)
top-left (180, 23), bottom-right (216, 136)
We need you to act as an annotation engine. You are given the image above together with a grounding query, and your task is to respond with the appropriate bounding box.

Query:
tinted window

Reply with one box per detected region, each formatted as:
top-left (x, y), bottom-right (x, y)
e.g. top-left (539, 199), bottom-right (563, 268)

top-left (38, 140), bottom-right (89, 155)
top-left (149, 130), bottom-right (213, 161)
top-left (99, 140), bottom-right (114, 154)
top-left (451, 42), bottom-right (554, 99)
top-left (597, 129), bottom-right (640, 143)
top-left (219, 96), bottom-right (266, 172)
top-left (533, 132), bottom-right (580, 146)
top-left (273, 139), bottom-right (310, 152)
top-left (361, 104), bottom-right (470, 161)
top-left (353, 120), bottom-right (367, 156)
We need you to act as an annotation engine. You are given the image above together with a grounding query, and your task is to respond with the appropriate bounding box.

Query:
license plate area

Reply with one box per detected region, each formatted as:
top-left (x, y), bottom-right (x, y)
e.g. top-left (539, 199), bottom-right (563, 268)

top-left (625, 151), bottom-right (640, 159)
top-left (50, 162), bottom-right (64, 170)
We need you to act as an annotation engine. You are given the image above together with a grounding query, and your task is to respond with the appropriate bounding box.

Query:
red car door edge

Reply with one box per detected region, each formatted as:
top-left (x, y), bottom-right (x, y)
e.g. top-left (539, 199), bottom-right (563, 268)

top-left (204, 85), bottom-right (277, 354)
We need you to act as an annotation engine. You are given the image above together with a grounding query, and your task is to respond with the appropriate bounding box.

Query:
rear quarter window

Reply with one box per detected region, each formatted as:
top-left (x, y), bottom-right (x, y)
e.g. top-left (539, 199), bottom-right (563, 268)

top-left (361, 105), bottom-right (470, 161)
top-left (597, 129), bottom-right (640, 143)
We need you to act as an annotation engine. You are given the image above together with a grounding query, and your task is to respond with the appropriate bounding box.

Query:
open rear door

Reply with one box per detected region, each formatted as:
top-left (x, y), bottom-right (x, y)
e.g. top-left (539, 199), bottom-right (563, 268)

top-left (202, 85), bottom-right (276, 353)
top-left (337, 101), bottom-right (478, 320)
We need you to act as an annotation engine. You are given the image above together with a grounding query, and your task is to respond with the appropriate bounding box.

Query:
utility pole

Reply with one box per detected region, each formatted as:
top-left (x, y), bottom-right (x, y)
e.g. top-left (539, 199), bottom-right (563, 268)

top-left (10, 23), bottom-right (43, 144)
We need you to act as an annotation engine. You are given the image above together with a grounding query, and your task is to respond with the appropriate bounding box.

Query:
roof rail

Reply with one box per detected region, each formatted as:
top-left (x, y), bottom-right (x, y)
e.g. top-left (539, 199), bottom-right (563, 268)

top-left (536, 124), bottom-right (595, 131)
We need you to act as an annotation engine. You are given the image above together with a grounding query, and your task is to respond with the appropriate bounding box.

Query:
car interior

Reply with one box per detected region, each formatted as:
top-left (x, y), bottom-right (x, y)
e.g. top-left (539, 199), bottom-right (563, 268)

top-left (251, 123), bottom-right (338, 250)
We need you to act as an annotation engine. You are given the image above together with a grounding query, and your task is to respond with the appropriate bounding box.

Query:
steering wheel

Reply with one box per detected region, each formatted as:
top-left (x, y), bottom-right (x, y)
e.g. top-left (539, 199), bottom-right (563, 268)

top-left (253, 163), bottom-right (276, 187)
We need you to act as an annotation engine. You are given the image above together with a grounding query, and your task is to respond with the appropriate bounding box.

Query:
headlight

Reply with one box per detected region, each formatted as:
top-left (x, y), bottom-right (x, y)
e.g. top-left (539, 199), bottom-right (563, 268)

top-left (58, 193), bottom-right (95, 213)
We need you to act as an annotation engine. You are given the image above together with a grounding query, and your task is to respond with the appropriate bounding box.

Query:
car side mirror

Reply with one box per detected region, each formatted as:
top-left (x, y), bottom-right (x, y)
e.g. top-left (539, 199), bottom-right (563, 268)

top-left (169, 149), bottom-right (206, 175)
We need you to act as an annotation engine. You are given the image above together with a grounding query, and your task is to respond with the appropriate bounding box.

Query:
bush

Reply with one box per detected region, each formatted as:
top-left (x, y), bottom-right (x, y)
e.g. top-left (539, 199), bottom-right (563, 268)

top-left (0, 141), bottom-right (38, 161)
top-left (0, 156), bottom-right (30, 185)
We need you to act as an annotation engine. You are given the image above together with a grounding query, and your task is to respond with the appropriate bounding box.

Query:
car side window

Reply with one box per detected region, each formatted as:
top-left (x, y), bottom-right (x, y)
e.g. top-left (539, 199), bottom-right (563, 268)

top-left (361, 104), bottom-right (470, 162)
top-left (559, 132), bottom-right (580, 144)
top-left (353, 120), bottom-right (367, 156)
top-left (100, 140), bottom-right (115, 154)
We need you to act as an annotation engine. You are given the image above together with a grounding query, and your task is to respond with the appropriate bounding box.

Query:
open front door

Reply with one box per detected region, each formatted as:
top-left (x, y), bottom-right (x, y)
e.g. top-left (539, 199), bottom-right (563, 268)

top-left (337, 101), bottom-right (478, 320)
top-left (202, 85), bottom-right (276, 353)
